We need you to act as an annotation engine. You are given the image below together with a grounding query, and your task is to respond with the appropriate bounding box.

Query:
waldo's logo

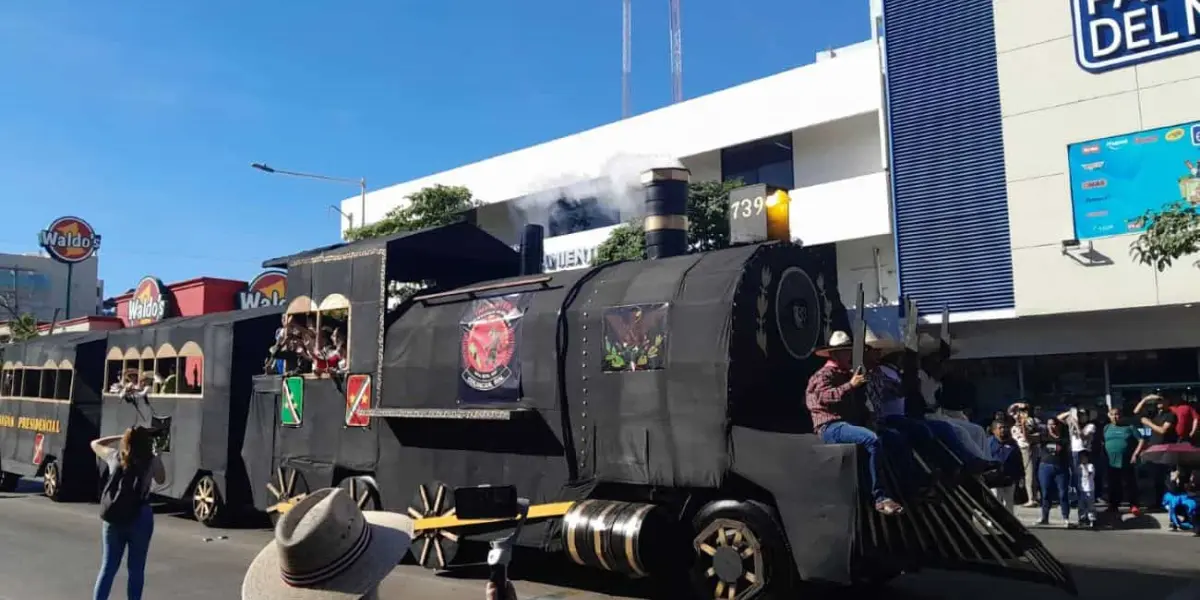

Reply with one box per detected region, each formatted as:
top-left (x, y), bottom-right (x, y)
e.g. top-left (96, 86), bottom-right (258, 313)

top-left (38, 216), bottom-right (101, 264)
top-left (128, 276), bottom-right (169, 325)
top-left (239, 271), bottom-right (287, 310)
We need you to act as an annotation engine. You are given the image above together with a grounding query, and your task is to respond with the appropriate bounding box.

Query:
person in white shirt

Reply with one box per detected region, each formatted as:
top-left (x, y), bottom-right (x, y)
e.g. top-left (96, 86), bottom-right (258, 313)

top-left (1077, 450), bottom-right (1097, 527)
top-left (1009, 402), bottom-right (1040, 507)
top-left (1057, 406), bottom-right (1094, 503)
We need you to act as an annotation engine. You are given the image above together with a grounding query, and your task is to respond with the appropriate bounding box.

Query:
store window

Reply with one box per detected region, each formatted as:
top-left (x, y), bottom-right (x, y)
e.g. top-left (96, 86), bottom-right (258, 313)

top-left (1025, 353), bottom-right (1107, 412)
top-left (721, 133), bottom-right (795, 189)
top-left (1108, 348), bottom-right (1199, 387)
top-left (953, 358), bottom-right (1021, 419)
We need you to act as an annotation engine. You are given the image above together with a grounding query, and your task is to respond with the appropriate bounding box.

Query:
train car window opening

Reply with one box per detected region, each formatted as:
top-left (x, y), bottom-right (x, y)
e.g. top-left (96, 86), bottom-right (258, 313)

top-left (21, 367), bottom-right (41, 398)
top-left (11, 369), bottom-right (24, 397)
top-left (39, 369), bottom-right (56, 399)
top-left (104, 358), bottom-right (124, 392)
top-left (54, 369), bottom-right (72, 400)
top-left (0, 367), bottom-right (13, 397)
top-left (155, 356), bottom-right (180, 394)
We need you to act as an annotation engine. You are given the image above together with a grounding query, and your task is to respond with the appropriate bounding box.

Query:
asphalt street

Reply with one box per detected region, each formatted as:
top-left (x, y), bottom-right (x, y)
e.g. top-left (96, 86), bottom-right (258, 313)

top-left (1, 480), bottom-right (1197, 600)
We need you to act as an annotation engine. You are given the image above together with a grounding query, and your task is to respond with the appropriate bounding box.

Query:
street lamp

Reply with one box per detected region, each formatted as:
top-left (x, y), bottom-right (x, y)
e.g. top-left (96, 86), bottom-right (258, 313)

top-left (251, 162), bottom-right (367, 230)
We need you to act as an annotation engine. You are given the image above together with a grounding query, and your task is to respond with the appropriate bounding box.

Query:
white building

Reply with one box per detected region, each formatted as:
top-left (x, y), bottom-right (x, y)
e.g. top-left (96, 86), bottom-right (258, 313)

top-left (343, 39), bottom-right (898, 310)
top-left (0, 252), bottom-right (102, 324)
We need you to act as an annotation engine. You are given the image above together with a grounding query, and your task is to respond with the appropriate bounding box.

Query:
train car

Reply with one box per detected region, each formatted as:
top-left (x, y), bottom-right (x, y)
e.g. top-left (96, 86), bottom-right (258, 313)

top-left (0, 331), bottom-right (106, 501)
top-left (258, 167), bottom-right (1076, 599)
top-left (99, 305), bottom-right (281, 526)
top-left (240, 221), bottom-right (523, 520)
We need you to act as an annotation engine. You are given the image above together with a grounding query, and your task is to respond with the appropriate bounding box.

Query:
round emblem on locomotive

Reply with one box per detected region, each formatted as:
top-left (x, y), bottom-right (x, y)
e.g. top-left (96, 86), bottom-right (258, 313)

top-left (774, 266), bottom-right (822, 360)
top-left (460, 298), bottom-right (520, 391)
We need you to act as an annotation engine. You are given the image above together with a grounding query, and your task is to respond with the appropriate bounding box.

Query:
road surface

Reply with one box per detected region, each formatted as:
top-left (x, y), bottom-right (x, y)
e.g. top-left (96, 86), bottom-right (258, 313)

top-left (1, 480), bottom-right (1196, 599)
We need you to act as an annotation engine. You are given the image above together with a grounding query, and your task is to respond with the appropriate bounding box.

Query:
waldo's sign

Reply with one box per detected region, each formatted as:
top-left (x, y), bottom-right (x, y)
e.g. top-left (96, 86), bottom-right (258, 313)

top-left (39, 216), bottom-right (101, 264)
top-left (239, 271), bottom-right (288, 310)
top-left (1073, 0), bottom-right (1200, 73)
top-left (128, 276), bottom-right (170, 325)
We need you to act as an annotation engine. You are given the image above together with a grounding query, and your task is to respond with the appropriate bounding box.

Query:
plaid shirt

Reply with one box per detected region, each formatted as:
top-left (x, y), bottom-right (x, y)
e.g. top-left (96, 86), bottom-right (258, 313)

top-left (806, 361), bottom-right (864, 432)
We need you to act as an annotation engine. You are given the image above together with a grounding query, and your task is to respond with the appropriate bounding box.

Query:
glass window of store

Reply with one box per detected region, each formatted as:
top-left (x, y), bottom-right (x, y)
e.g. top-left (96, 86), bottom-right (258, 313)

top-left (720, 133), bottom-right (795, 189)
top-left (952, 358), bottom-right (1022, 420)
top-left (1024, 353), bottom-right (1108, 416)
top-left (1108, 348), bottom-right (1200, 412)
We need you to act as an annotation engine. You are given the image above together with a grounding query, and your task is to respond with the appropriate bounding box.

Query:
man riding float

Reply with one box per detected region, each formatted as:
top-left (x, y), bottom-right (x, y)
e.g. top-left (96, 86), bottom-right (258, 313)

top-left (916, 333), bottom-right (995, 461)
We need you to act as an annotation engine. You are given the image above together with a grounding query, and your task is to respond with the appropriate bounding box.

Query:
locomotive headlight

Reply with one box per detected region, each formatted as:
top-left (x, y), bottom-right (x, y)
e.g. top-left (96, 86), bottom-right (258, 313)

top-left (765, 189), bottom-right (791, 243)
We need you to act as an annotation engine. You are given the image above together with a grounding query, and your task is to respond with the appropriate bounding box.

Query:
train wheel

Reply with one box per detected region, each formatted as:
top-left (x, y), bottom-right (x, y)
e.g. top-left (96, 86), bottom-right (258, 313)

top-left (688, 500), bottom-right (795, 600)
top-left (338, 476), bottom-right (381, 511)
top-left (42, 460), bottom-right (62, 502)
top-left (407, 481), bottom-right (459, 570)
top-left (266, 466), bottom-right (309, 525)
top-left (192, 474), bottom-right (225, 527)
top-left (0, 472), bottom-right (18, 493)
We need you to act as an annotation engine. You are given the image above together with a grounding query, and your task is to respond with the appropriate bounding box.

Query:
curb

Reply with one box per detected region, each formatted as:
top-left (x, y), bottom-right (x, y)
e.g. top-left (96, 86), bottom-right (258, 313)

top-left (1012, 505), bottom-right (1180, 532)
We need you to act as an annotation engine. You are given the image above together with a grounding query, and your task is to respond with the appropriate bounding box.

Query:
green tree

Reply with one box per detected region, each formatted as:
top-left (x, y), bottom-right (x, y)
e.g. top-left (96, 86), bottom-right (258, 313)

top-left (9, 313), bottom-right (39, 341)
top-left (592, 178), bottom-right (745, 264)
top-left (345, 184), bottom-right (481, 242)
top-left (1129, 201), bottom-right (1200, 272)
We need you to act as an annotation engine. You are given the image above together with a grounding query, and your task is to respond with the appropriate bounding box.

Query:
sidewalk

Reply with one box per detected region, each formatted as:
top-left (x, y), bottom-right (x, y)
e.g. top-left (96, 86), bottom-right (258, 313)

top-left (1012, 503), bottom-right (1183, 533)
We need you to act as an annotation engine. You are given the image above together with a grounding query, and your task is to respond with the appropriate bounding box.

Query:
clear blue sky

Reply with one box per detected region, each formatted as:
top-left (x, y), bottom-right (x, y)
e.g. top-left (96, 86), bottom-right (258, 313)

top-left (0, 1), bottom-right (868, 296)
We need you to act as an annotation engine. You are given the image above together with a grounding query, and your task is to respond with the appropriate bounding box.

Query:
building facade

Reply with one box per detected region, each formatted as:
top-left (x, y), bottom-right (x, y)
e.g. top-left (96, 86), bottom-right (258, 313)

top-left (344, 0), bottom-right (1200, 415)
top-left (883, 0), bottom-right (1200, 413)
top-left (0, 252), bottom-right (102, 323)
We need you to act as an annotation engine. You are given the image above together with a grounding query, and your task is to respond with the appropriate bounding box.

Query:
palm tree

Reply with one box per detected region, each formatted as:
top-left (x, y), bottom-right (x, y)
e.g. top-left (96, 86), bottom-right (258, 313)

top-left (9, 313), bottom-right (39, 341)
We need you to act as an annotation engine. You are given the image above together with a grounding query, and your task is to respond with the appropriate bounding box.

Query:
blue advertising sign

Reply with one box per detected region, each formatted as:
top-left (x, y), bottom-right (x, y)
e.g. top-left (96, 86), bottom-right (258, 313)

top-left (1072, 0), bottom-right (1200, 73)
top-left (1068, 120), bottom-right (1200, 240)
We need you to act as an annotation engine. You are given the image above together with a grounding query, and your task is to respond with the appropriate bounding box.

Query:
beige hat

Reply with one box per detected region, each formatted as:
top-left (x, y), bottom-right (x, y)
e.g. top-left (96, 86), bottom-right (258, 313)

top-left (815, 328), bottom-right (898, 357)
top-left (242, 487), bottom-right (414, 600)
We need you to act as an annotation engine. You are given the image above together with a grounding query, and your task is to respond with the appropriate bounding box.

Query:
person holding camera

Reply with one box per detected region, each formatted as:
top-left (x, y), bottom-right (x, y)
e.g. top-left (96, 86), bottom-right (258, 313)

top-left (90, 427), bottom-right (167, 600)
top-left (1133, 394), bottom-right (1178, 507)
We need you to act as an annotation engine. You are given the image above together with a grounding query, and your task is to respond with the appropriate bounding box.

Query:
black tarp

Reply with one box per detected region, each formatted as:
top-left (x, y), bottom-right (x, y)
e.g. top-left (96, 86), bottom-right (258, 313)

top-left (0, 331), bottom-right (106, 496)
top-left (100, 306), bottom-right (280, 504)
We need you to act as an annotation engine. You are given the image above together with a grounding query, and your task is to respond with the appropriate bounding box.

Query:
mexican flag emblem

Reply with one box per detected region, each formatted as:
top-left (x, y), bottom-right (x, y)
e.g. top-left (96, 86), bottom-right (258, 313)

top-left (345, 374), bottom-right (371, 428)
top-left (281, 377), bottom-right (304, 427)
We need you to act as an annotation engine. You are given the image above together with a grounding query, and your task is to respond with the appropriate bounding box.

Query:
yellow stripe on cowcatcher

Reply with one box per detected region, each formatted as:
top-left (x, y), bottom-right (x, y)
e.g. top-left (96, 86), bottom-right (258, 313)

top-left (268, 499), bottom-right (576, 532)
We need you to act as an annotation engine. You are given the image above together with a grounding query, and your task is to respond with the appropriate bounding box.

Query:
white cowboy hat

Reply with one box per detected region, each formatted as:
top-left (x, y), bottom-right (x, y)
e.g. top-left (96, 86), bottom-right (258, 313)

top-left (242, 487), bottom-right (414, 600)
top-left (815, 328), bottom-right (897, 357)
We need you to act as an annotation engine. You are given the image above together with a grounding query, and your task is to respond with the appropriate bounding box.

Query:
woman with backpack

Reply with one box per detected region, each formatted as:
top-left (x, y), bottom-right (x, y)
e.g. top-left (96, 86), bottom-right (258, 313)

top-left (90, 427), bottom-right (166, 600)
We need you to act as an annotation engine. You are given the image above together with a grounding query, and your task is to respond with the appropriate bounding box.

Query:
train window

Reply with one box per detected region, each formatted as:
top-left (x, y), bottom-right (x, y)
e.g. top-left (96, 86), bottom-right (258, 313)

top-left (54, 369), bottom-right (72, 400)
top-left (601, 303), bottom-right (670, 373)
top-left (10, 369), bottom-right (23, 397)
top-left (39, 369), bottom-right (56, 399)
top-left (155, 357), bottom-right (179, 394)
top-left (105, 360), bottom-right (124, 392)
top-left (177, 341), bottom-right (204, 395)
top-left (0, 368), bottom-right (13, 397)
top-left (20, 368), bottom-right (40, 397)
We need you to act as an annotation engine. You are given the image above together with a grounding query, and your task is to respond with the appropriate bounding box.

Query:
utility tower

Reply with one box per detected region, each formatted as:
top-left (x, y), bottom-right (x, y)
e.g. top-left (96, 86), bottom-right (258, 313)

top-left (622, 0), bottom-right (632, 118)
top-left (668, 0), bottom-right (682, 103)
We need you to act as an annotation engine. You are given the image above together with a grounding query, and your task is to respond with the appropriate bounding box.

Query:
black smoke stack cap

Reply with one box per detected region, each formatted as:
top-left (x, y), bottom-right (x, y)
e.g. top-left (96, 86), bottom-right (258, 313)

top-left (641, 167), bottom-right (690, 260)
top-left (519, 223), bottom-right (545, 275)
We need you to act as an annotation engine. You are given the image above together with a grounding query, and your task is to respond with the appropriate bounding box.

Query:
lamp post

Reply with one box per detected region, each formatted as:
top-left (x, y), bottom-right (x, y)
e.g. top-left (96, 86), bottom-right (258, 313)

top-left (251, 163), bottom-right (366, 230)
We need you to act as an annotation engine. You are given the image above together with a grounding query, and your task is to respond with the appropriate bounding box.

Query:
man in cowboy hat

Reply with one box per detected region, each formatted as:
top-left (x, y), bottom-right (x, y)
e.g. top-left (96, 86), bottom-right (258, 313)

top-left (866, 333), bottom-right (996, 475)
top-left (242, 487), bottom-right (415, 600)
top-left (806, 330), bottom-right (911, 516)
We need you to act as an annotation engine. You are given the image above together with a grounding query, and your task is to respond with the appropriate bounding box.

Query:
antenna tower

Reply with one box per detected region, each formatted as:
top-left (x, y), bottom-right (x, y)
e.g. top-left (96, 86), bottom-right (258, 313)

top-left (668, 0), bottom-right (682, 103)
top-left (622, 0), bottom-right (632, 118)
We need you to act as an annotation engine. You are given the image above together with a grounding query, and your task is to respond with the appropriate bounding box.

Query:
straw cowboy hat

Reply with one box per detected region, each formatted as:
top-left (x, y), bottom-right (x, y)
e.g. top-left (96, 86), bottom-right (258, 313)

top-left (815, 328), bottom-right (901, 358)
top-left (242, 487), bottom-right (414, 600)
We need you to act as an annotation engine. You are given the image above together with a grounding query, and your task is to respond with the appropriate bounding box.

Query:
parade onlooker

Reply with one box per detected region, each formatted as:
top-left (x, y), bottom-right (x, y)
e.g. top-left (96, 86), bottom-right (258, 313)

top-left (90, 428), bottom-right (167, 600)
top-left (1009, 402), bottom-right (1040, 507)
top-left (1057, 406), bottom-right (1094, 504)
top-left (1168, 396), bottom-right (1198, 443)
top-left (1034, 418), bottom-right (1072, 527)
top-left (987, 420), bottom-right (1022, 514)
top-left (1103, 406), bottom-right (1141, 514)
top-left (241, 488), bottom-right (415, 600)
top-left (1134, 394), bottom-right (1178, 508)
top-left (807, 331), bottom-right (911, 516)
top-left (1077, 450), bottom-right (1096, 527)
top-left (1163, 470), bottom-right (1197, 532)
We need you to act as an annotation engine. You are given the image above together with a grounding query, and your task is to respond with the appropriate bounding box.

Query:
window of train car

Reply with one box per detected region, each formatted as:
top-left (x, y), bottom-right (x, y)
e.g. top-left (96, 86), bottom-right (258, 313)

top-left (0, 367), bottom-right (13, 396)
top-left (39, 369), bottom-right (56, 398)
top-left (54, 369), bottom-right (72, 400)
top-left (20, 367), bottom-right (41, 398)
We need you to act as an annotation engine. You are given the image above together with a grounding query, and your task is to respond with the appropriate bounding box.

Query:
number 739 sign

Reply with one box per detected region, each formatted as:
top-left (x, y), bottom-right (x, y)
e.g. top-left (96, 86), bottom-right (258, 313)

top-left (728, 183), bottom-right (792, 245)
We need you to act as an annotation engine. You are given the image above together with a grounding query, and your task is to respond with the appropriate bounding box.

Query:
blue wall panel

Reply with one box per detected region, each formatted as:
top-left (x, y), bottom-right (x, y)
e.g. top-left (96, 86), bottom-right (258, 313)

top-left (883, 0), bottom-right (1015, 315)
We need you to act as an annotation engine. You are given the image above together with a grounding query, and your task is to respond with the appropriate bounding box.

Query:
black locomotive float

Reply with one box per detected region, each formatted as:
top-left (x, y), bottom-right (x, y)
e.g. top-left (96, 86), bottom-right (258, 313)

top-left (0, 167), bottom-right (1076, 598)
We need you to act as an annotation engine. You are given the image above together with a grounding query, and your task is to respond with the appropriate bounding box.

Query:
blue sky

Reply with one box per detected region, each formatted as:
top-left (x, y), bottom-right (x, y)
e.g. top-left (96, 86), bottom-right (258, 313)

top-left (0, 1), bottom-right (868, 297)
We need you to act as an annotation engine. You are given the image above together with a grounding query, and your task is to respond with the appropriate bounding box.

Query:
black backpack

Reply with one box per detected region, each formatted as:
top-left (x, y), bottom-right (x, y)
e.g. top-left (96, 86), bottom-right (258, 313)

top-left (100, 462), bottom-right (148, 525)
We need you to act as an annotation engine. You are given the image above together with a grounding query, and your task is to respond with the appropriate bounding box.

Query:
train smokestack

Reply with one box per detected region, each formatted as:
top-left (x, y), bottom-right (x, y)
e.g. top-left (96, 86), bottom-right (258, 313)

top-left (641, 167), bottom-right (689, 260)
top-left (519, 223), bottom-right (545, 275)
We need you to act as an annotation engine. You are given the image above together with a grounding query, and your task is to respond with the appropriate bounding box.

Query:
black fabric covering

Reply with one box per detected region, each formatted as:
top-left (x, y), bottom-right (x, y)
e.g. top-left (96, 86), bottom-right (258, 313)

top-left (0, 332), bottom-right (105, 496)
top-left (100, 306), bottom-right (280, 505)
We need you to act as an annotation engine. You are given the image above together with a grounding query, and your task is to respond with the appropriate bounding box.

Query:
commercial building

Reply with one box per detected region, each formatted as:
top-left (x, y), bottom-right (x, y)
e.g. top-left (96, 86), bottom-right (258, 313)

top-left (345, 0), bottom-right (1200, 414)
top-left (0, 252), bottom-right (104, 341)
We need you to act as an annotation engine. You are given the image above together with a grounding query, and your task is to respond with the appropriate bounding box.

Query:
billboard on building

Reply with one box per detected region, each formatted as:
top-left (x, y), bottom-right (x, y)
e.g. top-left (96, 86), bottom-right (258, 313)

top-left (1067, 120), bottom-right (1200, 240)
top-left (1071, 0), bottom-right (1200, 73)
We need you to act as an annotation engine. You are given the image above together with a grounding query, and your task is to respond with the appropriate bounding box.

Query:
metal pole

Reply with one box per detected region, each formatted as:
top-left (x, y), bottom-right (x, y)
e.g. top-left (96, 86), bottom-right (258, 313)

top-left (64, 263), bottom-right (73, 321)
top-left (1103, 356), bottom-right (1112, 409)
top-left (359, 178), bottom-right (367, 229)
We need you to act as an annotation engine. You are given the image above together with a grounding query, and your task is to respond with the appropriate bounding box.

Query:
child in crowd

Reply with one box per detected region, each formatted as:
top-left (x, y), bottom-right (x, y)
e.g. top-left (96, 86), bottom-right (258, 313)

top-left (1077, 451), bottom-right (1096, 527)
top-left (1164, 470), bottom-right (1198, 532)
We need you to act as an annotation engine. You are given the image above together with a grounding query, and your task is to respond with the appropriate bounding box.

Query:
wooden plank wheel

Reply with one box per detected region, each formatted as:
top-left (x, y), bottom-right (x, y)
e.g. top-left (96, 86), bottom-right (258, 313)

top-left (265, 466), bottom-right (309, 524)
top-left (338, 476), bottom-right (381, 511)
top-left (407, 481), bottom-right (459, 570)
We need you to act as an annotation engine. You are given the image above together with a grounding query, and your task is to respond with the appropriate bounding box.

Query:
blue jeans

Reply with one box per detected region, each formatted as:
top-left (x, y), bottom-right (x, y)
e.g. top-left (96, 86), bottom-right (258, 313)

top-left (1038, 463), bottom-right (1070, 522)
top-left (94, 503), bottom-right (154, 600)
top-left (1164, 493), bottom-right (1196, 530)
top-left (882, 415), bottom-right (981, 465)
top-left (821, 421), bottom-right (915, 503)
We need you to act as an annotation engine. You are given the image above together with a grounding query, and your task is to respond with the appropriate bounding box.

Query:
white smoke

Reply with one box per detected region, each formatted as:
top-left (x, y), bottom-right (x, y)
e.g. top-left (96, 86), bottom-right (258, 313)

top-left (514, 152), bottom-right (686, 222)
